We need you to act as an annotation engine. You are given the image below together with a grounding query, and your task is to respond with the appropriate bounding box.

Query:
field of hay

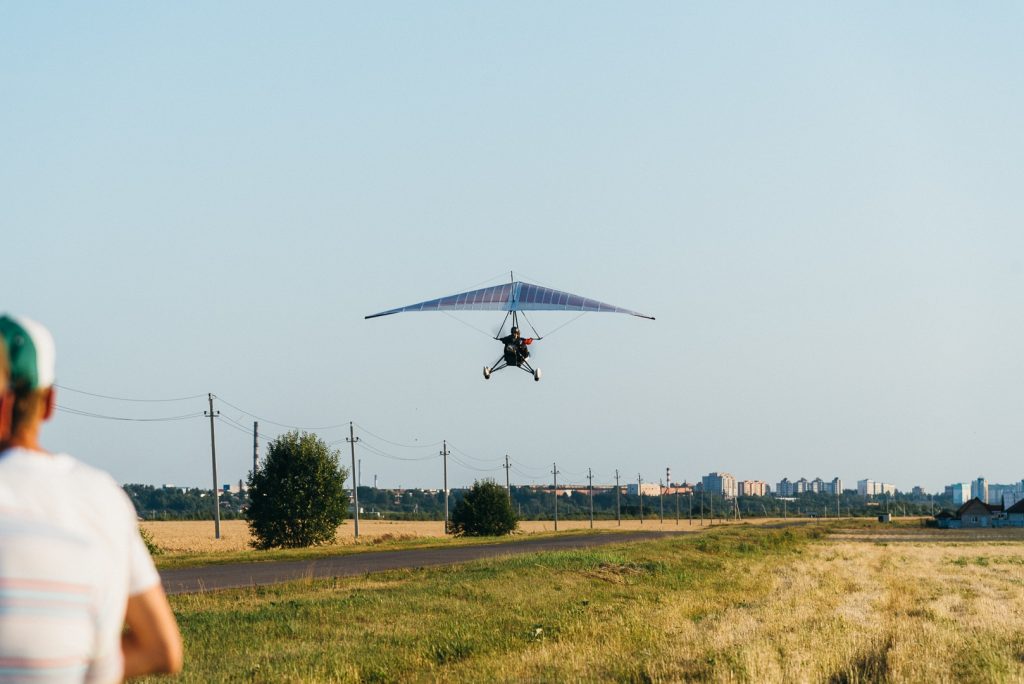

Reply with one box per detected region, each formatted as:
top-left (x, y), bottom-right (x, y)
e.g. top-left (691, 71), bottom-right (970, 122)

top-left (142, 517), bottom-right (785, 553)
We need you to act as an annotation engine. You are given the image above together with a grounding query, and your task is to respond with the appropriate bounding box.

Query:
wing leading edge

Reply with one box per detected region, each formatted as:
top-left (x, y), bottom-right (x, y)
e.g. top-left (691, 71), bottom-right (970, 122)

top-left (365, 281), bottom-right (654, 320)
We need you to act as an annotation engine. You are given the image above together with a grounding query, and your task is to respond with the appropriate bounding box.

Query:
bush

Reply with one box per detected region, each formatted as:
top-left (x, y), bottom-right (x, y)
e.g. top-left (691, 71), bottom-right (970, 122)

top-left (139, 526), bottom-right (163, 556)
top-left (246, 431), bottom-right (349, 549)
top-left (449, 479), bottom-right (518, 537)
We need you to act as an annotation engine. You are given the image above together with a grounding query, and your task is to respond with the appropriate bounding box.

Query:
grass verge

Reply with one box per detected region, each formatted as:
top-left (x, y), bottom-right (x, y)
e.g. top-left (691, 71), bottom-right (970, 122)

top-left (145, 526), bottom-right (822, 682)
top-left (154, 528), bottom-right (623, 570)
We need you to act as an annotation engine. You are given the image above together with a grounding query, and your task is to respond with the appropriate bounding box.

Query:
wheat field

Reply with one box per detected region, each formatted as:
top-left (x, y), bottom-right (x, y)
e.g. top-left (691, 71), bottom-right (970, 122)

top-left (141, 517), bottom-right (776, 553)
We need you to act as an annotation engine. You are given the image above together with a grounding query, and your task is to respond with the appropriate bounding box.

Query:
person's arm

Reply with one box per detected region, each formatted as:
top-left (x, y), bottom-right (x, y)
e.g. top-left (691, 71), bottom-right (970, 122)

top-left (121, 584), bottom-right (183, 678)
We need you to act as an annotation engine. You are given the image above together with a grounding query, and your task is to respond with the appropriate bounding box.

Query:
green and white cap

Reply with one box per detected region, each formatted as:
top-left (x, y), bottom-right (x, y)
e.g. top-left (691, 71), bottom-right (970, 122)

top-left (0, 314), bottom-right (56, 391)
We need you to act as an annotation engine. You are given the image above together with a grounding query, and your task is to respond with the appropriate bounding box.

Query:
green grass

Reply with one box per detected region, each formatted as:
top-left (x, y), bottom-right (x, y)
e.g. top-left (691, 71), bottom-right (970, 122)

top-left (154, 528), bottom-right (622, 570)
top-left (145, 526), bottom-right (817, 682)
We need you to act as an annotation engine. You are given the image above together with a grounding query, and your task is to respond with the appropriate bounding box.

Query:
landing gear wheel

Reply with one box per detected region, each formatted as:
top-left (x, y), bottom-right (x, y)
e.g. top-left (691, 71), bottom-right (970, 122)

top-left (534, 368), bottom-right (542, 382)
top-left (483, 366), bottom-right (491, 380)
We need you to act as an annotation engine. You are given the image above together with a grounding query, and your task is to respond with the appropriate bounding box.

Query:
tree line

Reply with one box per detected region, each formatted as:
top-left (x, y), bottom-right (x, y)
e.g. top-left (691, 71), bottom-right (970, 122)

top-left (125, 480), bottom-right (950, 521)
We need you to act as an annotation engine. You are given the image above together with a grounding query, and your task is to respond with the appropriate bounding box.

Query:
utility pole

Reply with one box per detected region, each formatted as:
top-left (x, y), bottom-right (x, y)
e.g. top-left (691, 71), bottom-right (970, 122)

top-left (675, 483), bottom-right (680, 525)
top-left (373, 474), bottom-right (377, 490)
top-left (615, 469), bottom-right (621, 526)
top-left (709, 492), bottom-right (714, 526)
top-left (252, 421), bottom-right (258, 477)
top-left (441, 440), bottom-right (450, 533)
top-left (504, 454), bottom-right (511, 499)
top-left (659, 478), bottom-right (664, 524)
top-left (552, 463), bottom-right (560, 532)
top-left (700, 488), bottom-right (704, 526)
top-left (688, 490), bottom-right (693, 525)
top-left (665, 467), bottom-right (671, 525)
top-left (347, 423), bottom-right (360, 539)
top-left (205, 394), bottom-right (221, 540)
top-left (783, 499), bottom-right (787, 519)
top-left (638, 474), bottom-right (644, 524)
top-left (588, 468), bottom-right (594, 529)
top-left (358, 459), bottom-right (362, 488)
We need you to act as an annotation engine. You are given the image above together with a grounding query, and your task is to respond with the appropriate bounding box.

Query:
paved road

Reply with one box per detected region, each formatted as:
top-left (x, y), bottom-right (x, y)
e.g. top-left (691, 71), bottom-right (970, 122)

top-left (161, 530), bottom-right (681, 595)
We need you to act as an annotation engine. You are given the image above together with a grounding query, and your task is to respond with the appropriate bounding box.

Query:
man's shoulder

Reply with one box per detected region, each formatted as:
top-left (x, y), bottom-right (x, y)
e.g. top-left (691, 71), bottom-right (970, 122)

top-left (57, 454), bottom-right (125, 491)
top-left (0, 449), bottom-right (129, 504)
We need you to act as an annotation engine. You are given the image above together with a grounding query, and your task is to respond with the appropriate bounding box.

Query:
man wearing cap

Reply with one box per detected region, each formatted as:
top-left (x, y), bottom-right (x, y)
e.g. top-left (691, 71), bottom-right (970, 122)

top-left (0, 315), bottom-right (182, 681)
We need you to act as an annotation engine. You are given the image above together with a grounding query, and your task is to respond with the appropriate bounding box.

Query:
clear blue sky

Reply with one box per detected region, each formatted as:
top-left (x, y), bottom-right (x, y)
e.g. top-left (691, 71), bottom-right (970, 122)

top-left (4, 3), bottom-right (1023, 492)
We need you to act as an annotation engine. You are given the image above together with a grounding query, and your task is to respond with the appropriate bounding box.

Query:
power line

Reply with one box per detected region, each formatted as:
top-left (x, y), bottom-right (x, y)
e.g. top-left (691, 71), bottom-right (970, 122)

top-left (56, 405), bottom-right (205, 422)
top-left (217, 415), bottom-right (274, 442)
top-left (447, 443), bottom-right (499, 463)
top-left (213, 396), bottom-right (350, 431)
top-left (352, 423), bottom-right (443, 449)
top-left (448, 453), bottom-right (502, 473)
top-left (357, 440), bottom-right (441, 462)
top-left (510, 466), bottom-right (540, 480)
top-left (55, 384), bottom-right (205, 403)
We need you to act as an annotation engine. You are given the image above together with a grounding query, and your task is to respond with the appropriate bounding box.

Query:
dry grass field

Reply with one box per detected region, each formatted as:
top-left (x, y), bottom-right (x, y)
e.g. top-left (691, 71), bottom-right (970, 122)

top-left (519, 527), bottom-right (1024, 681)
top-left (146, 523), bottom-right (1024, 682)
top-left (142, 517), bottom-right (785, 553)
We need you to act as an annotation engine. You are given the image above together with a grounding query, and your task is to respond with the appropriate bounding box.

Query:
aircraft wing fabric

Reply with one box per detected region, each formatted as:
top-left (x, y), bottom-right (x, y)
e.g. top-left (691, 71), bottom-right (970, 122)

top-left (365, 282), bottom-right (654, 320)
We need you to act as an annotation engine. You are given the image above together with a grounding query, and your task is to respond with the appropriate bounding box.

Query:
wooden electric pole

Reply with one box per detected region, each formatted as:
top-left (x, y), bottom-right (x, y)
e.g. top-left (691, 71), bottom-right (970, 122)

top-left (205, 394), bottom-right (221, 540)
top-left (552, 463), bottom-right (560, 531)
top-left (347, 422), bottom-right (360, 539)
top-left (675, 483), bottom-right (680, 525)
top-left (638, 474), bottom-right (644, 524)
top-left (659, 478), bottom-right (664, 524)
top-left (252, 421), bottom-right (258, 477)
top-left (615, 469), bottom-right (621, 526)
top-left (504, 454), bottom-right (511, 499)
top-left (441, 440), bottom-right (450, 533)
top-left (588, 467), bottom-right (594, 529)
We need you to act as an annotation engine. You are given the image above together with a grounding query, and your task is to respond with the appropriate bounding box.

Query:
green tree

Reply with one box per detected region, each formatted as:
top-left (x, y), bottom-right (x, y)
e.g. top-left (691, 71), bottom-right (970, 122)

top-left (246, 431), bottom-right (349, 549)
top-left (449, 479), bottom-right (518, 536)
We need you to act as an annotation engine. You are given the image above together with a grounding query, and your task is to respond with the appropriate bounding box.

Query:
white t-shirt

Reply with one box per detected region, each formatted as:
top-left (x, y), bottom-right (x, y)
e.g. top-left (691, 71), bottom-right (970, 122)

top-left (0, 448), bottom-right (160, 683)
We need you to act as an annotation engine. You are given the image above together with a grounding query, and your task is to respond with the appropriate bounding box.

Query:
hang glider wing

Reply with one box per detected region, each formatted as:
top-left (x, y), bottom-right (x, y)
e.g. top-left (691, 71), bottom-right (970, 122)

top-left (365, 281), bottom-right (654, 320)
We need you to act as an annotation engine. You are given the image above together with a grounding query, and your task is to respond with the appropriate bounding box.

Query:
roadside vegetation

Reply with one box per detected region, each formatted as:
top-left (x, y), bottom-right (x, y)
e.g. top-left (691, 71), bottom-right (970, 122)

top-left (449, 480), bottom-right (518, 537)
top-left (151, 527), bottom-right (616, 571)
top-left (146, 523), bottom-right (1024, 682)
top-left (247, 431), bottom-right (349, 549)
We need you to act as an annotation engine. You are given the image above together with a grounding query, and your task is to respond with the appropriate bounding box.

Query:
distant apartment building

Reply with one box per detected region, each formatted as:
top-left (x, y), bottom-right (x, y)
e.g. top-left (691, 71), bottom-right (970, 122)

top-left (911, 486), bottom-right (925, 498)
top-left (857, 479), bottom-right (896, 497)
top-left (987, 482), bottom-right (1024, 508)
top-left (775, 476), bottom-right (841, 496)
top-left (949, 482), bottom-right (971, 506)
top-left (972, 478), bottom-right (988, 504)
top-left (626, 482), bottom-right (662, 497)
top-left (739, 480), bottom-right (768, 497)
top-left (702, 472), bottom-right (738, 498)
